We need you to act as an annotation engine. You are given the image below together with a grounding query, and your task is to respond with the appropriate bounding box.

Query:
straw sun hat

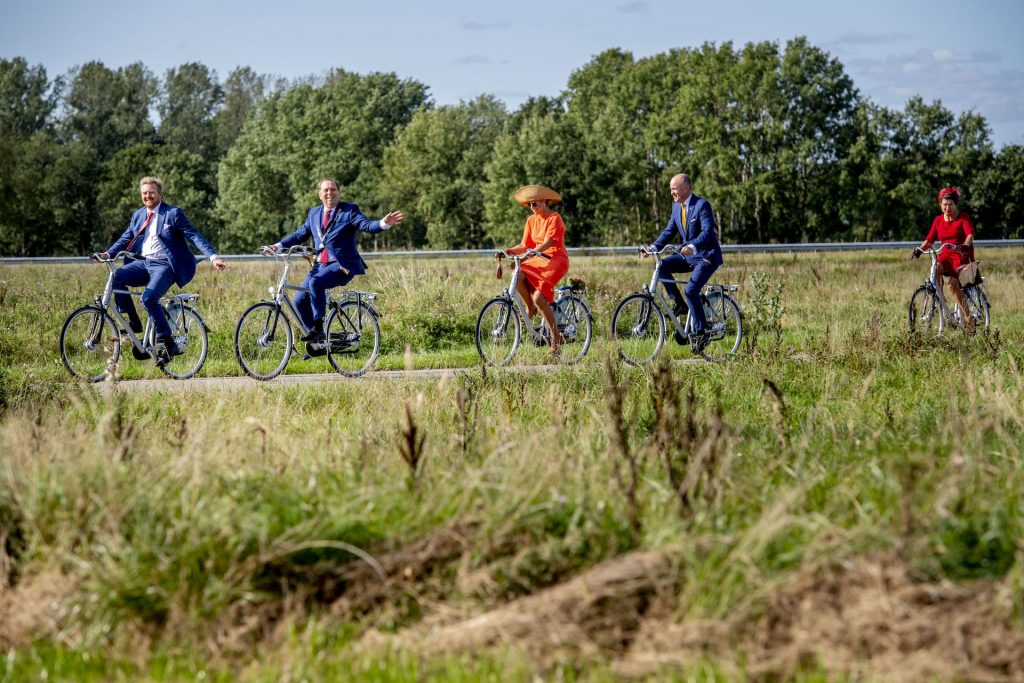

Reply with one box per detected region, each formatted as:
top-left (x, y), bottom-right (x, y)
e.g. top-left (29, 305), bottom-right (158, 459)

top-left (514, 185), bottom-right (561, 207)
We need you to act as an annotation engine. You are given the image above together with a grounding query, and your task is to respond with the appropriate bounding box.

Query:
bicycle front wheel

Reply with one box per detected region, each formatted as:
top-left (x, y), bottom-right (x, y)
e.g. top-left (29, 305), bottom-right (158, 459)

top-left (554, 294), bottom-right (593, 364)
top-left (964, 285), bottom-right (990, 333)
top-left (611, 294), bottom-right (665, 366)
top-left (160, 305), bottom-right (209, 379)
top-left (235, 302), bottom-right (293, 380)
top-left (701, 293), bottom-right (743, 361)
top-left (909, 286), bottom-right (944, 335)
top-left (475, 298), bottom-right (521, 366)
top-left (60, 305), bottom-right (121, 382)
top-left (326, 301), bottom-right (381, 377)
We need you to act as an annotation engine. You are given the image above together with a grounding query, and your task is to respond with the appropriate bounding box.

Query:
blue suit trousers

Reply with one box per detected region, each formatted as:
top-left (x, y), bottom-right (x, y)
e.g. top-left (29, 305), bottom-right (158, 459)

top-left (294, 262), bottom-right (355, 331)
top-left (111, 258), bottom-right (177, 338)
top-left (659, 256), bottom-right (719, 335)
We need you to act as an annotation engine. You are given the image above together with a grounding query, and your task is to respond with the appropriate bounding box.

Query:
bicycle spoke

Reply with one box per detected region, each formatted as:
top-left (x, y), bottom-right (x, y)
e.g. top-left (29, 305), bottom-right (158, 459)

top-left (611, 294), bottom-right (664, 365)
top-left (326, 301), bottom-right (380, 376)
top-left (235, 302), bottom-right (292, 380)
top-left (476, 298), bottom-right (520, 366)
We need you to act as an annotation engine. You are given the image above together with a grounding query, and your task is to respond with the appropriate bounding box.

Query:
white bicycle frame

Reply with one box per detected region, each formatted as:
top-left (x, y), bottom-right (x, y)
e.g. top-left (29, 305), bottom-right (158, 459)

top-left (639, 244), bottom-right (738, 340)
top-left (92, 251), bottom-right (201, 353)
top-left (920, 244), bottom-right (969, 328)
top-left (261, 245), bottom-right (378, 343)
top-left (496, 248), bottom-right (555, 345)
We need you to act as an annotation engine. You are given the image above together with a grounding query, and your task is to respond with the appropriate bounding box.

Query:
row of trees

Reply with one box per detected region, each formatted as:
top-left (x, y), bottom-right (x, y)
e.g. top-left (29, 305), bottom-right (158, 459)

top-left (2, 38), bottom-right (1022, 257)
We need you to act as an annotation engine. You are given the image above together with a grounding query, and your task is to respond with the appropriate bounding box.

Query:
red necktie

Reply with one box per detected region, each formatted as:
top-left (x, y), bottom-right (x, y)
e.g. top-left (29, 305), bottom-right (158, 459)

top-left (319, 208), bottom-right (331, 264)
top-left (125, 210), bottom-right (155, 251)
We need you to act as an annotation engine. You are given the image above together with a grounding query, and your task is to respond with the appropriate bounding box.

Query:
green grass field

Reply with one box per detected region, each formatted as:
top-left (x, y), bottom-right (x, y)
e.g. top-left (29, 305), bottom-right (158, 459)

top-left (2, 250), bottom-right (1023, 681)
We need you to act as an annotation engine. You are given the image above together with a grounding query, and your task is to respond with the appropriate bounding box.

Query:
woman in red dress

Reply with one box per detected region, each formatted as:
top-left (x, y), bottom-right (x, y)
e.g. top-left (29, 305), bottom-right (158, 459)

top-left (912, 186), bottom-right (976, 332)
top-left (498, 185), bottom-right (570, 356)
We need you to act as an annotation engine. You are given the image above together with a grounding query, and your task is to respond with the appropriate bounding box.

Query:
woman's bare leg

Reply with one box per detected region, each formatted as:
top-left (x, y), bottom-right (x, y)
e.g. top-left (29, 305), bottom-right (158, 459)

top-left (948, 276), bottom-right (974, 333)
top-left (533, 292), bottom-right (562, 353)
top-left (517, 278), bottom-right (537, 318)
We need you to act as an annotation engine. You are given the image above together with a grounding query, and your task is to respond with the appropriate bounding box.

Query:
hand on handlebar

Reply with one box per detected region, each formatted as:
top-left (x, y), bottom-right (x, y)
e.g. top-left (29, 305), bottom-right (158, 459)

top-left (91, 252), bottom-right (108, 262)
top-left (955, 244), bottom-right (969, 255)
top-left (910, 247), bottom-right (922, 260)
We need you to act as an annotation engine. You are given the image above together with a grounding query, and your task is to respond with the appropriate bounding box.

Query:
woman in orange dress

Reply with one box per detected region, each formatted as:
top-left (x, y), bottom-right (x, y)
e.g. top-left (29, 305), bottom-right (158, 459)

top-left (499, 185), bottom-right (570, 355)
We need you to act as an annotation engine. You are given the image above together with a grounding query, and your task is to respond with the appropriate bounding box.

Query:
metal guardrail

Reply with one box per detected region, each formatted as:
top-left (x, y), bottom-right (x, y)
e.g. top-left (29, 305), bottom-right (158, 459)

top-left (1, 240), bottom-right (1022, 265)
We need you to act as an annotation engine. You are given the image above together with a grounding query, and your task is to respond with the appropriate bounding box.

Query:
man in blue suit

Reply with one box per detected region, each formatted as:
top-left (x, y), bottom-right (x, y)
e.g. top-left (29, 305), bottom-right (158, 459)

top-left (99, 176), bottom-right (226, 364)
top-left (268, 177), bottom-right (403, 343)
top-left (647, 173), bottom-right (724, 351)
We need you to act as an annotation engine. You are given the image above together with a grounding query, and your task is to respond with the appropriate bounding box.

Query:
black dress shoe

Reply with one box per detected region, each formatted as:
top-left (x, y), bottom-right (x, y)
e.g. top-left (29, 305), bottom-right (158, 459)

top-left (690, 332), bottom-right (709, 355)
top-left (154, 337), bottom-right (182, 367)
top-left (304, 341), bottom-right (327, 358)
top-left (300, 329), bottom-right (325, 343)
top-left (671, 301), bottom-right (688, 318)
top-left (131, 346), bottom-right (152, 360)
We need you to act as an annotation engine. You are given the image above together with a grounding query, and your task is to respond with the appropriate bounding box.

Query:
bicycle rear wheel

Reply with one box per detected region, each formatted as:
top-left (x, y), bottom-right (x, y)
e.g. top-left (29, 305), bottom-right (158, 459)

top-left (554, 294), bottom-right (593, 364)
top-left (159, 305), bottom-right (209, 379)
top-left (60, 305), bottom-right (121, 382)
top-left (476, 298), bottom-right (521, 366)
top-left (964, 285), bottom-right (990, 333)
top-left (611, 294), bottom-right (665, 366)
top-left (700, 293), bottom-right (743, 361)
top-left (235, 302), bottom-right (293, 380)
top-left (326, 301), bottom-right (381, 377)
top-left (909, 286), bottom-right (944, 334)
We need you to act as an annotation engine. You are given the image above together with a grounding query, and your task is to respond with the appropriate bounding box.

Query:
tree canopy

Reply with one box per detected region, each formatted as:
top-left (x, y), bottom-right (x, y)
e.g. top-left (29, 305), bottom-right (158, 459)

top-left (1, 39), bottom-right (1021, 257)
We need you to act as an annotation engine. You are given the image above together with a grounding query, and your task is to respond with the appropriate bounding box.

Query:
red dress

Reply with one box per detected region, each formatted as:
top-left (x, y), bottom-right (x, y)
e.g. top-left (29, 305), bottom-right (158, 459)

top-left (518, 212), bottom-right (569, 302)
top-left (925, 212), bottom-right (975, 275)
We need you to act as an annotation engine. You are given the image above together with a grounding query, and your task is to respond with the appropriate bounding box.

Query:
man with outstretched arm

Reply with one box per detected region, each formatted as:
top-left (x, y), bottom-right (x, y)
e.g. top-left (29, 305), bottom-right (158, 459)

top-left (98, 176), bottom-right (226, 366)
top-left (645, 173), bottom-right (723, 353)
top-left (266, 177), bottom-right (403, 345)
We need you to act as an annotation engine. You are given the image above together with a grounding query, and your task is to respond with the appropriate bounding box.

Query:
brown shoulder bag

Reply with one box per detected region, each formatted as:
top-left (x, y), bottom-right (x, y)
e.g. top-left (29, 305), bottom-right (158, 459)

top-left (957, 261), bottom-right (981, 288)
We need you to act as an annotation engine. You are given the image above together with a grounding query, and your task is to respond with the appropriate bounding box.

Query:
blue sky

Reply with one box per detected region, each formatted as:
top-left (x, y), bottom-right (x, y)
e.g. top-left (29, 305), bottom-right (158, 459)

top-left (3, 0), bottom-right (1022, 146)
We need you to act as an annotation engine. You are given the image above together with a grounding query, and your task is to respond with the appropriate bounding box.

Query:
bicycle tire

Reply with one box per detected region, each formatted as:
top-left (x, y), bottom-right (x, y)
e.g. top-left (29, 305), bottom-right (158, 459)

top-left (554, 293), bottom-right (593, 364)
top-left (476, 298), bottom-right (521, 366)
top-left (159, 305), bottom-right (209, 379)
top-left (964, 285), bottom-right (991, 333)
top-left (908, 286), bottom-right (944, 335)
top-left (611, 293), bottom-right (665, 366)
top-left (235, 302), bottom-right (293, 380)
top-left (325, 301), bottom-right (381, 377)
top-left (60, 305), bottom-right (121, 382)
top-left (700, 292), bottom-right (743, 361)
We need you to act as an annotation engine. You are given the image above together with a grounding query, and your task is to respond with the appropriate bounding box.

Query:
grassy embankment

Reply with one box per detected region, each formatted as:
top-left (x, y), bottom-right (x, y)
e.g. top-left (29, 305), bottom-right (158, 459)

top-left (1, 249), bottom-right (1023, 681)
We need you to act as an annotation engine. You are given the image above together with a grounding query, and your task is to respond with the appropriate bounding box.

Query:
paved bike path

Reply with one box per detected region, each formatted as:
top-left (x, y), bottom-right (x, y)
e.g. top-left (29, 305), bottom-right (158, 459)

top-left (100, 360), bottom-right (703, 392)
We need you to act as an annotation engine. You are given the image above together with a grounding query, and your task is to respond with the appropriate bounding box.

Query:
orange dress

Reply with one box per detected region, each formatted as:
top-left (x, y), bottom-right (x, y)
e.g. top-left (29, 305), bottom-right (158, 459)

top-left (518, 212), bottom-right (569, 302)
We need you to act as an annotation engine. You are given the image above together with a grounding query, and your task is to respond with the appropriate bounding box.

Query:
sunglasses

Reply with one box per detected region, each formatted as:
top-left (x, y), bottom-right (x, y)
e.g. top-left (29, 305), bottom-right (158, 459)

top-left (528, 201), bottom-right (544, 207)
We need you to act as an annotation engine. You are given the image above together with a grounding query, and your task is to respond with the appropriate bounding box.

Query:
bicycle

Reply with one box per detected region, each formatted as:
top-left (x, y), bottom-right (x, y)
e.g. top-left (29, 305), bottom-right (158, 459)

top-left (475, 249), bottom-right (593, 366)
top-left (234, 245), bottom-right (381, 380)
top-left (909, 243), bottom-right (990, 334)
top-left (610, 244), bottom-right (742, 365)
top-left (59, 251), bottom-right (209, 381)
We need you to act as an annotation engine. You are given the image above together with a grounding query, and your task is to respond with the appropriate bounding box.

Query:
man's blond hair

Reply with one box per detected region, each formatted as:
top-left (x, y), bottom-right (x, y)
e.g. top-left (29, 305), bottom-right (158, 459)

top-left (139, 176), bottom-right (164, 193)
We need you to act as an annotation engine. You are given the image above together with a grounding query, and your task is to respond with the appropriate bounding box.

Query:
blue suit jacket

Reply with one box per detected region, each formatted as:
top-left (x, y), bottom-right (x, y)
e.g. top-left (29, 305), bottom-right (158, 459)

top-left (279, 203), bottom-right (383, 275)
top-left (107, 202), bottom-right (218, 287)
top-left (653, 193), bottom-right (724, 266)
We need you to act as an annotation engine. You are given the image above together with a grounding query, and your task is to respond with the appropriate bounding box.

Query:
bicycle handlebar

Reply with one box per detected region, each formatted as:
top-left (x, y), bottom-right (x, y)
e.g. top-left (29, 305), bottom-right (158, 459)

top-left (260, 245), bottom-right (314, 257)
top-left (639, 244), bottom-right (681, 257)
top-left (912, 243), bottom-right (967, 259)
top-left (494, 248), bottom-right (552, 261)
top-left (90, 250), bottom-right (133, 263)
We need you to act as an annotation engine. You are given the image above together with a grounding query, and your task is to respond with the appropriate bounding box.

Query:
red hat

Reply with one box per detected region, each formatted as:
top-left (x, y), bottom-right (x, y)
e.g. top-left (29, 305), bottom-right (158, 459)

top-left (937, 186), bottom-right (961, 202)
